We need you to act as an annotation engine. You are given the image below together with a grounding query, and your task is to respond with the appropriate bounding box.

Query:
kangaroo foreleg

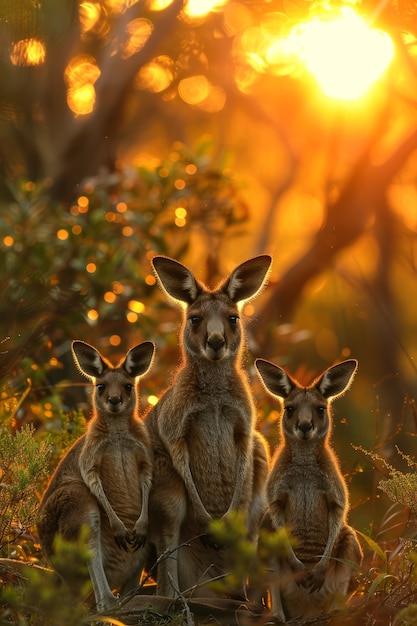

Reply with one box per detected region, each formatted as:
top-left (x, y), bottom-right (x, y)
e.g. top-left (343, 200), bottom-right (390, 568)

top-left (131, 473), bottom-right (150, 549)
top-left (169, 439), bottom-right (212, 527)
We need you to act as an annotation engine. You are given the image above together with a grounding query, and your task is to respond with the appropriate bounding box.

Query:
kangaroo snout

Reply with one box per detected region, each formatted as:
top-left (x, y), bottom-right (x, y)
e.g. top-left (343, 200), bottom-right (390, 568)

top-left (108, 395), bottom-right (122, 410)
top-left (296, 419), bottom-right (313, 438)
top-left (206, 332), bottom-right (226, 359)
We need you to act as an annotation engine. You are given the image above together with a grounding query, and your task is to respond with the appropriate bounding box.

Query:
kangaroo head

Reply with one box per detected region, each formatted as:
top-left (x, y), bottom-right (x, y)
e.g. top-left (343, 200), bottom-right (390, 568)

top-left (71, 340), bottom-right (155, 415)
top-left (255, 359), bottom-right (357, 442)
top-left (152, 255), bottom-right (271, 362)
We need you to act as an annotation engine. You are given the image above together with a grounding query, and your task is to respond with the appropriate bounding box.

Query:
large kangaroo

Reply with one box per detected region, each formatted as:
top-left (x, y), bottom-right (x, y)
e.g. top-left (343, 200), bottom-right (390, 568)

top-left (255, 358), bottom-right (362, 622)
top-left (37, 340), bottom-right (154, 612)
top-left (146, 255), bottom-right (272, 598)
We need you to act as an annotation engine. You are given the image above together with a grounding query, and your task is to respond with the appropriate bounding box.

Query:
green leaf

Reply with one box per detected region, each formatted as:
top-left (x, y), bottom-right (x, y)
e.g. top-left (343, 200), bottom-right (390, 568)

top-left (356, 529), bottom-right (388, 563)
top-left (368, 572), bottom-right (397, 595)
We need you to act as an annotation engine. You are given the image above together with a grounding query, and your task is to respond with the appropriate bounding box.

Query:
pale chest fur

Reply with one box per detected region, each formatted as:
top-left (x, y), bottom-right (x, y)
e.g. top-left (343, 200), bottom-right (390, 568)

top-left (158, 386), bottom-right (254, 517)
top-left (268, 458), bottom-right (345, 563)
top-left (86, 433), bottom-right (146, 524)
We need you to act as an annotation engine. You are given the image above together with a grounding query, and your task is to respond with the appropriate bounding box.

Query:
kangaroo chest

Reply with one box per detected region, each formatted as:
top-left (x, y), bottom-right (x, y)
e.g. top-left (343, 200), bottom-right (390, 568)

top-left (97, 435), bottom-right (143, 519)
top-left (285, 466), bottom-right (328, 513)
top-left (280, 464), bottom-right (331, 558)
top-left (185, 403), bottom-right (252, 514)
top-left (187, 401), bottom-right (248, 455)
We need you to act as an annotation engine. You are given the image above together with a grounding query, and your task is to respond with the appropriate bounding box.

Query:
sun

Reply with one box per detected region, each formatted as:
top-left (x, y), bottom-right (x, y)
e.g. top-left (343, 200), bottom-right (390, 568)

top-left (268, 7), bottom-right (395, 101)
top-left (297, 7), bottom-right (395, 100)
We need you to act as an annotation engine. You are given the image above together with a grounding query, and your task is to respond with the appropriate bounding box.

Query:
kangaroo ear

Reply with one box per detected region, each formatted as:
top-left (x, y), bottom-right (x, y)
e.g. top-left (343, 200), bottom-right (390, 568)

top-left (123, 342), bottom-right (155, 378)
top-left (152, 256), bottom-right (202, 305)
top-left (255, 358), bottom-right (294, 399)
top-left (71, 341), bottom-right (108, 378)
top-left (222, 255), bottom-right (272, 304)
top-left (316, 359), bottom-right (358, 400)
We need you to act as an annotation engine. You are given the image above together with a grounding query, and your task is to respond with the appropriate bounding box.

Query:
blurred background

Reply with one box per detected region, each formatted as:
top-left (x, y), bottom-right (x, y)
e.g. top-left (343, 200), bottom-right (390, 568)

top-left (1, 0), bottom-right (417, 537)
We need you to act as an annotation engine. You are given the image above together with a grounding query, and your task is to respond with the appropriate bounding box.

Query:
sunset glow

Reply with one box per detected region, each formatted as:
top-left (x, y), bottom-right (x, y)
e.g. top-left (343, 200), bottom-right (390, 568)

top-left (240, 6), bottom-right (394, 101)
top-left (290, 7), bottom-right (395, 100)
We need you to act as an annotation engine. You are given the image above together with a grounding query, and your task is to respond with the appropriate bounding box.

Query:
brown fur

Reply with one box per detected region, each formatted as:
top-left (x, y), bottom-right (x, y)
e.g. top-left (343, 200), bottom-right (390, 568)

top-left (145, 255), bottom-right (272, 598)
top-left (255, 359), bottom-right (362, 622)
top-left (37, 340), bottom-right (154, 612)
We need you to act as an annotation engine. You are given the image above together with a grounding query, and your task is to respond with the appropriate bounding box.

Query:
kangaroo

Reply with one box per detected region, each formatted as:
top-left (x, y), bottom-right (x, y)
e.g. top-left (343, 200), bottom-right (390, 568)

top-left (255, 358), bottom-right (362, 622)
top-left (145, 255), bottom-right (272, 598)
top-left (37, 340), bottom-right (154, 612)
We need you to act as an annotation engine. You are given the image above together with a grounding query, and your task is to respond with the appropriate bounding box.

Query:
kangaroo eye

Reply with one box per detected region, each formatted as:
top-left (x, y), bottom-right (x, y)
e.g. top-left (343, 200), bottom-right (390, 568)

top-left (285, 406), bottom-right (294, 417)
top-left (125, 384), bottom-right (133, 392)
top-left (96, 383), bottom-right (105, 391)
top-left (229, 315), bottom-right (239, 326)
top-left (189, 316), bottom-right (201, 325)
top-left (317, 406), bottom-right (326, 417)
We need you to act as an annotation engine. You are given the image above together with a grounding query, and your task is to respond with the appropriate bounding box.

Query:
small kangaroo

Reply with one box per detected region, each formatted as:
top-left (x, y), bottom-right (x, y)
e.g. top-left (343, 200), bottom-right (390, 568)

top-left (37, 340), bottom-right (154, 612)
top-left (145, 255), bottom-right (272, 598)
top-left (255, 358), bottom-right (362, 622)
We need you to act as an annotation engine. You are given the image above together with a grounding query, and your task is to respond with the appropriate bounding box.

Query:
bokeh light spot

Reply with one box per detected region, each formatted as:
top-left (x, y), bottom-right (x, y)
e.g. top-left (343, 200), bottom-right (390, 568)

top-left (112, 281), bottom-right (125, 294)
top-left (104, 291), bottom-right (117, 303)
top-left (57, 229), bottom-right (69, 241)
top-left (122, 18), bottom-right (154, 59)
top-left (10, 39), bottom-right (46, 66)
top-left (87, 309), bottom-right (99, 321)
top-left (136, 55), bottom-right (174, 93)
top-left (145, 274), bottom-right (156, 286)
top-left (148, 0), bottom-right (174, 10)
top-left (243, 303), bottom-right (255, 316)
top-left (65, 55), bottom-right (100, 115)
top-left (175, 207), bottom-right (187, 219)
top-left (127, 311), bottom-right (138, 323)
top-left (78, 196), bottom-right (89, 212)
top-left (67, 84), bottom-right (96, 115)
top-left (174, 179), bottom-right (186, 190)
top-left (109, 335), bottom-right (122, 346)
top-left (79, 2), bottom-right (102, 33)
top-left (184, 0), bottom-right (227, 18)
top-left (178, 75), bottom-right (210, 105)
top-left (128, 300), bottom-right (145, 313)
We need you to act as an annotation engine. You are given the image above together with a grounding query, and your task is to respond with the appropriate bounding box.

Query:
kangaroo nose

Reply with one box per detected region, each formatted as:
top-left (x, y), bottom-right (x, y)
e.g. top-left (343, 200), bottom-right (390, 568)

top-left (109, 395), bottom-right (121, 407)
top-left (298, 421), bottom-right (313, 434)
top-left (207, 335), bottom-right (225, 352)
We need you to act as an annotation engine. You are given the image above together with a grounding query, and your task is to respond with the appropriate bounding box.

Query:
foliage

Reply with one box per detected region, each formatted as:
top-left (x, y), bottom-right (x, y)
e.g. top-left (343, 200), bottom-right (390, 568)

top-left (2, 421), bottom-right (417, 625)
top-left (354, 444), bottom-right (417, 516)
top-left (396, 603), bottom-right (417, 625)
top-left (38, 409), bottom-right (86, 471)
top-left (1, 530), bottom-right (91, 626)
top-left (0, 423), bottom-right (51, 555)
top-left (0, 141), bottom-right (248, 432)
top-left (207, 511), bottom-right (259, 595)
top-left (378, 449), bottom-right (417, 515)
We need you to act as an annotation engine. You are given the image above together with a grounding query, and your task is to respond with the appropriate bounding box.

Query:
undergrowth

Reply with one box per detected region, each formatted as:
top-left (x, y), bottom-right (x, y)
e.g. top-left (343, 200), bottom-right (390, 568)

top-left (2, 410), bottom-right (417, 624)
